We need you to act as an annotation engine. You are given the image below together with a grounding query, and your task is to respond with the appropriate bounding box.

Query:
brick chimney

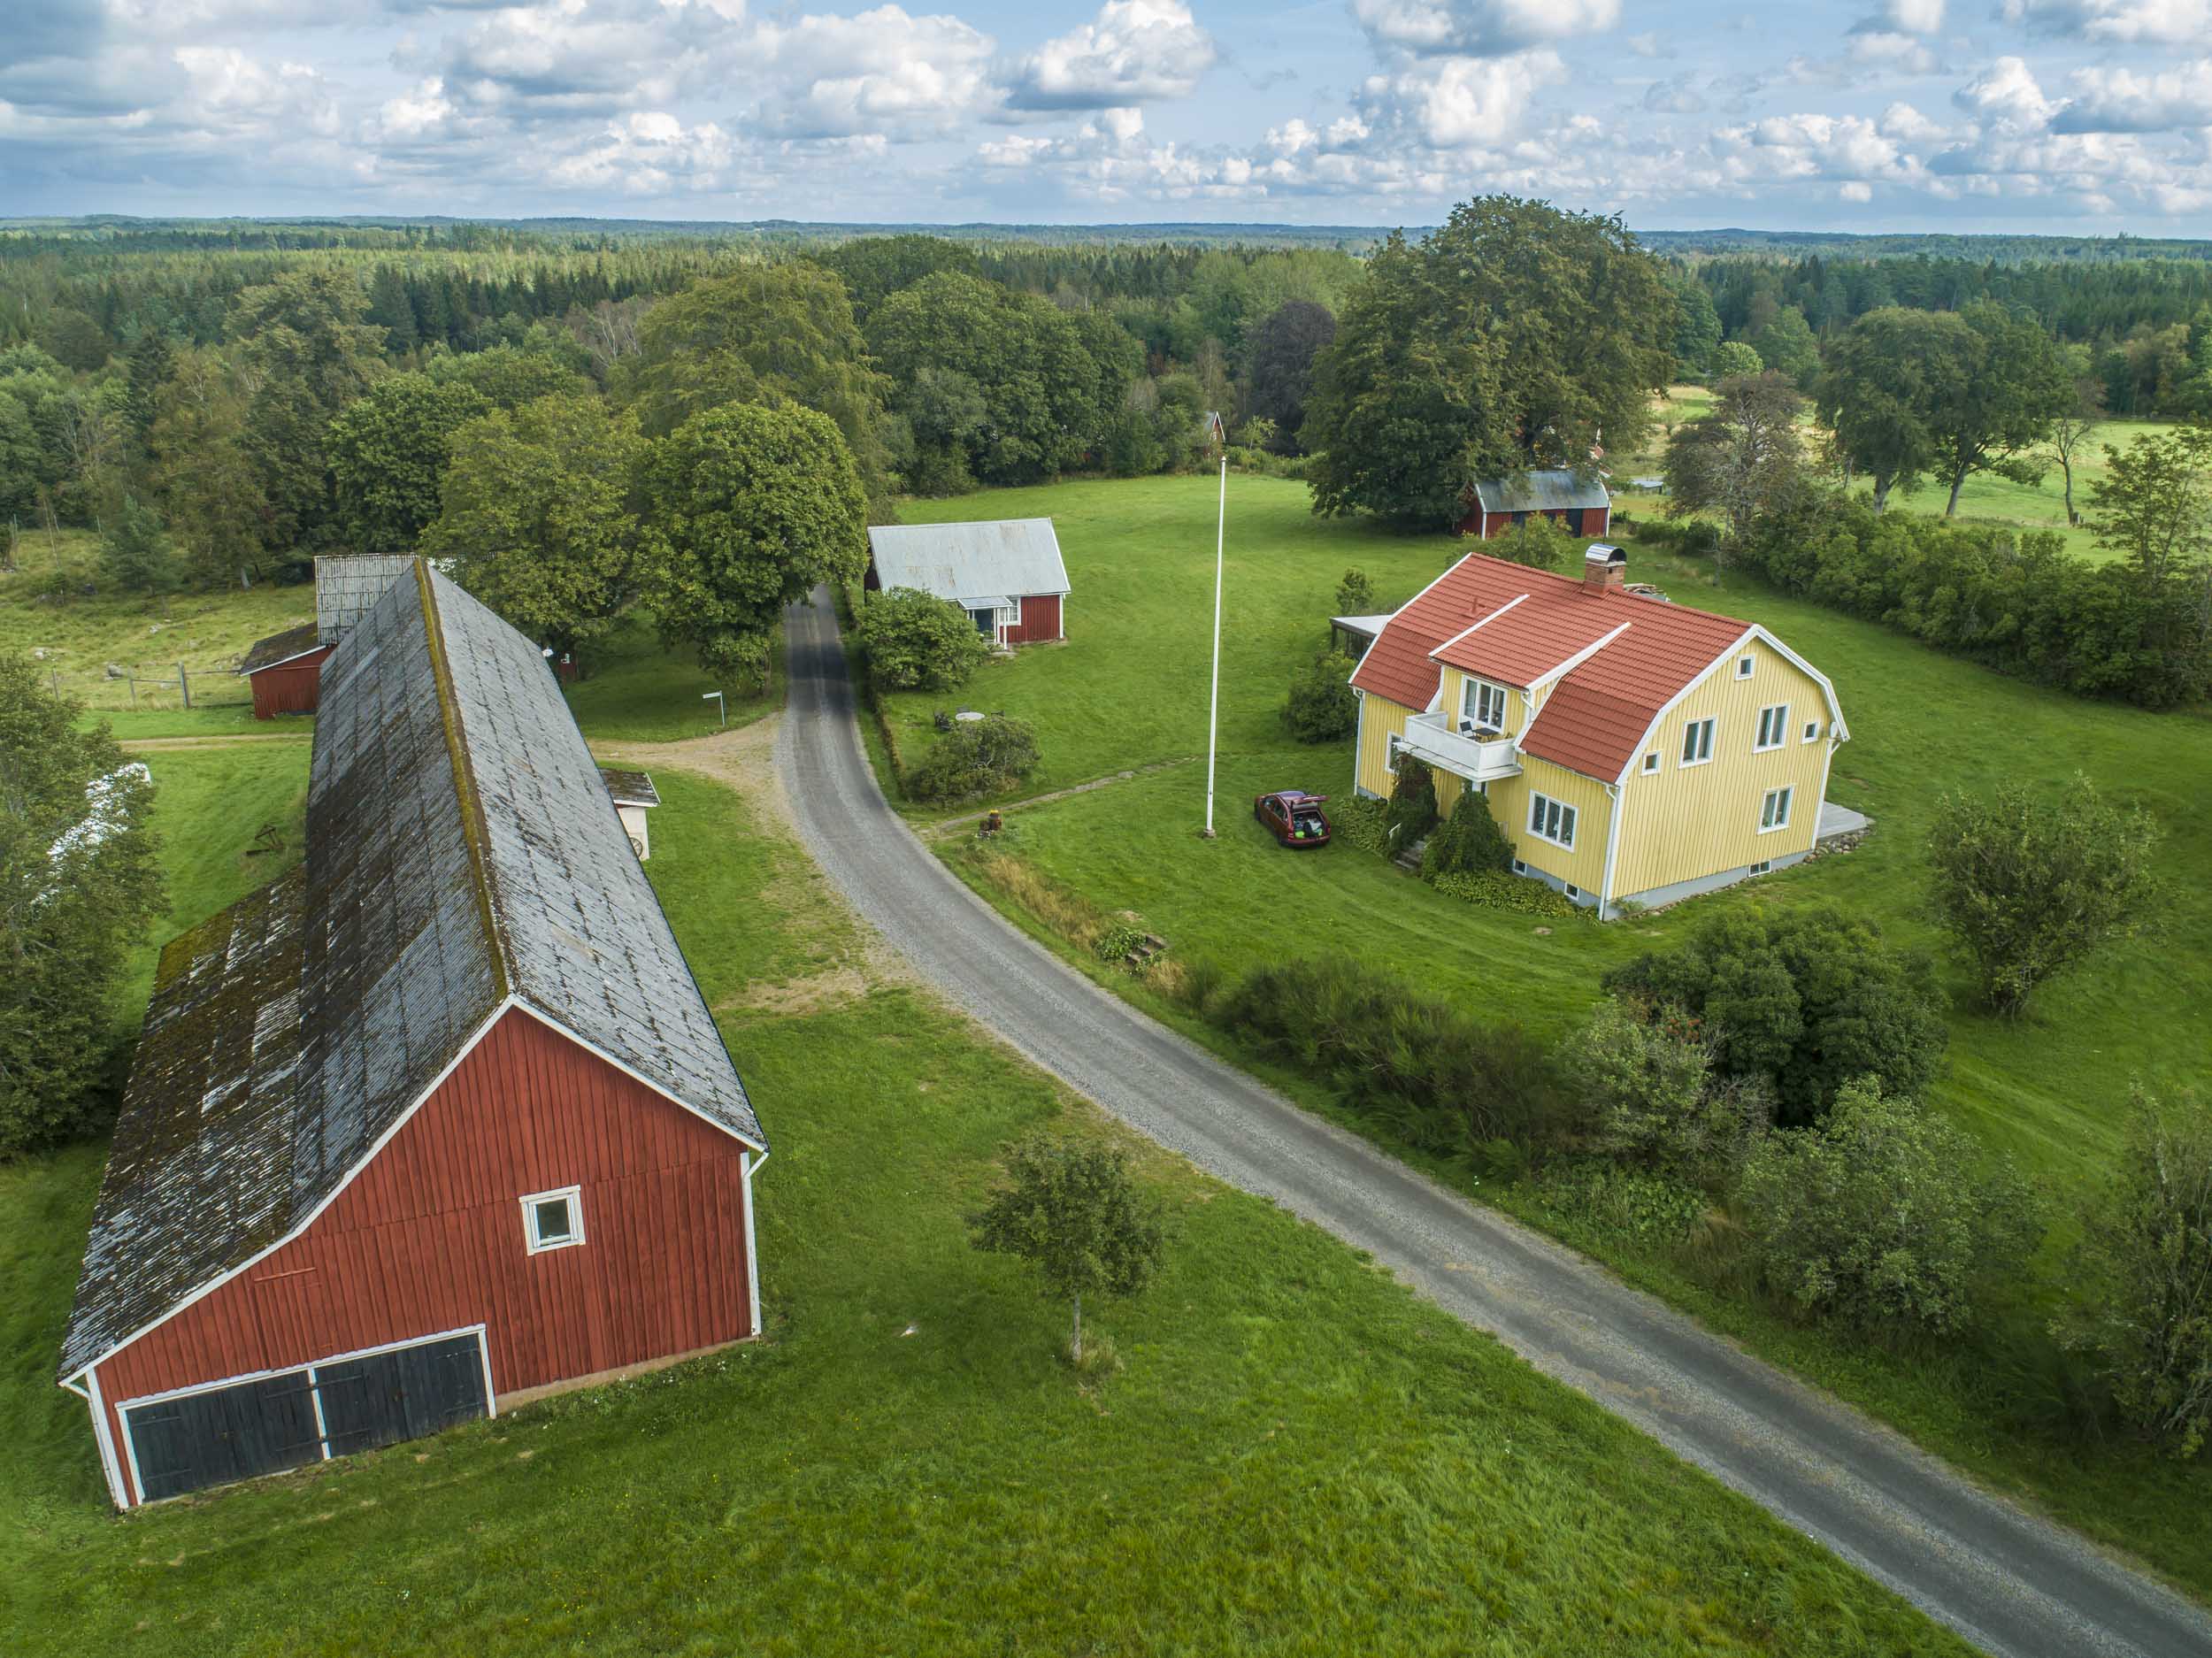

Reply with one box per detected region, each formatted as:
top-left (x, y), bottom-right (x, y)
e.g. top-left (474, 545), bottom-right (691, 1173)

top-left (1582, 542), bottom-right (1626, 596)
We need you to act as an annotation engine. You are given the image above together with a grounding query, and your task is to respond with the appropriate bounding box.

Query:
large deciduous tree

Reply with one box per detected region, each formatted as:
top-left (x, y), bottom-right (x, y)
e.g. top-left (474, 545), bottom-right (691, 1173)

top-left (626, 265), bottom-right (893, 509)
top-left (1663, 372), bottom-right (1807, 545)
top-left (1302, 197), bottom-right (1676, 527)
top-left (230, 268), bottom-right (389, 549)
top-left (326, 374), bottom-right (490, 555)
top-left (1929, 302), bottom-right (2070, 517)
top-left (0, 659), bottom-right (165, 1155)
top-left (812, 235), bottom-right (982, 318)
top-left (426, 394), bottom-right (653, 664)
top-left (1816, 307), bottom-right (1959, 512)
top-left (867, 272), bottom-right (1114, 489)
top-left (1244, 299), bottom-right (1337, 453)
top-left (641, 402), bottom-right (868, 686)
top-left (148, 349), bottom-right (269, 588)
top-left (2089, 423), bottom-right (2212, 590)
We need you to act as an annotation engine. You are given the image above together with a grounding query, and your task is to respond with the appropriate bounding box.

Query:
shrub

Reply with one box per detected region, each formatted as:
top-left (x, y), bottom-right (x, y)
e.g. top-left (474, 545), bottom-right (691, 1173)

top-left (1094, 921), bottom-right (1148, 965)
top-left (1734, 1078), bottom-right (2040, 1338)
top-left (1211, 956), bottom-right (1560, 1154)
top-left (906, 715), bottom-right (1041, 804)
top-left (1926, 776), bottom-right (2161, 1017)
top-left (1334, 568), bottom-right (1375, 612)
top-left (1333, 795), bottom-right (1389, 856)
top-left (1421, 787), bottom-right (1512, 879)
top-left (1385, 754), bottom-right (1437, 848)
top-left (2058, 1088), bottom-right (2212, 1458)
top-left (1283, 650), bottom-right (1358, 742)
top-left (857, 585), bottom-right (992, 692)
top-left (1486, 513), bottom-right (1581, 572)
top-left (1603, 905), bottom-right (1947, 1126)
top-left (1561, 996), bottom-right (1772, 1179)
top-left (1539, 1161), bottom-right (1709, 1247)
top-left (1429, 868), bottom-right (1586, 918)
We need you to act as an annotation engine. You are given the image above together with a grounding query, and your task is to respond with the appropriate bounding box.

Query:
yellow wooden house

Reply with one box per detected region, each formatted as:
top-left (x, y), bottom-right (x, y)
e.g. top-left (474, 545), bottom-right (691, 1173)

top-left (1349, 544), bottom-right (1853, 917)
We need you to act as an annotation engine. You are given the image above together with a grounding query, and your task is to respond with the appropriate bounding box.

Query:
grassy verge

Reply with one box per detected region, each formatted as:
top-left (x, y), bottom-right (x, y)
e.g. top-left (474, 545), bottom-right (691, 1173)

top-left (565, 610), bottom-right (783, 743)
top-left (845, 472), bottom-right (2212, 1594)
top-left (0, 740), bottom-right (1965, 1656)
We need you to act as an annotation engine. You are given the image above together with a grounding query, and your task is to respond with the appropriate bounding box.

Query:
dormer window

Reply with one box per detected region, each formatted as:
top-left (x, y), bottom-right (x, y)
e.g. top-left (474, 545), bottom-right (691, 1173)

top-left (1460, 677), bottom-right (1510, 736)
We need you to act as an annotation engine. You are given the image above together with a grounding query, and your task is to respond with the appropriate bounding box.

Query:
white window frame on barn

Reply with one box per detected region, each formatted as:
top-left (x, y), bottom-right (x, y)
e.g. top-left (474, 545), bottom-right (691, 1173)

top-left (521, 1186), bottom-right (586, 1255)
top-left (1755, 703), bottom-right (1791, 751)
top-left (1760, 787), bottom-right (1794, 834)
top-left (1528, 792), bottom-right (1577, 849)
top-left (1680, 718), bottom-right (1716, 767)
top-left (1802, 719), bottom-right (1822, 743)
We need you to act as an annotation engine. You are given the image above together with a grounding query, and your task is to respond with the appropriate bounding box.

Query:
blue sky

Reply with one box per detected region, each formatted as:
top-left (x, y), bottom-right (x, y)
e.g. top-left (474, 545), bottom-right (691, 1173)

top-left (6, 0), bottom-right (2212, 233)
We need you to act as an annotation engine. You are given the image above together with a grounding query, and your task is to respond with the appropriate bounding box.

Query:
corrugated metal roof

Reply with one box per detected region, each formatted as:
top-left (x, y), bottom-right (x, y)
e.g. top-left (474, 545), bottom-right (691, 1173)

top-left (867, 519), bottom-right (1070, 607)
top-left (238, 624), bottom-right (324, 676)
top-left (1471, 471), bottom-right (1611, 514)
top-left (313, 554), bottom-right (419, 643)
top-left (61, 564), bottom-right (762, 1378)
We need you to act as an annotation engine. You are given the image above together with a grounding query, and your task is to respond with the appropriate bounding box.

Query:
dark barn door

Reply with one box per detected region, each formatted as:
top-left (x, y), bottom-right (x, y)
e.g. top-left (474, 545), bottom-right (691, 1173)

top-left (318, 1335), bottom-right (488, 1457)
top-left (120, 1332), bottom-right (489, 1503)
top-left (125, 1371), bottom-right (322, 1502)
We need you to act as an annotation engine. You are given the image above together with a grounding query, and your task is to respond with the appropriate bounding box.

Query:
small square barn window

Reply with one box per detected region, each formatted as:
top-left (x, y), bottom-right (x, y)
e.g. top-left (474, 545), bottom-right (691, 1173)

top-left (523, 1186), bottom-right (585, 1255)
top-left (1802, 720), bottom-right (1821, 743)
top-left (1736, 655), bottom-right (1755, 679)
top-left (1641, 751), bottom-right (1659, 773)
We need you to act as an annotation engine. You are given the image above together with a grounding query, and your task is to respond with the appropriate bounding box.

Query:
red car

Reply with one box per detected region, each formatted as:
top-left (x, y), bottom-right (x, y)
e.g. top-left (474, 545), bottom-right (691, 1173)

top-left (1254, 790), bottom-right (1332, 848)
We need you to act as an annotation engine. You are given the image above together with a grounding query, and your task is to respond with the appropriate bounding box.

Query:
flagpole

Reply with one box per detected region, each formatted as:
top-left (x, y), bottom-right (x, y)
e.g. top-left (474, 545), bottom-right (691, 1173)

top-left (1203, 449), bottom-right (1225, 838)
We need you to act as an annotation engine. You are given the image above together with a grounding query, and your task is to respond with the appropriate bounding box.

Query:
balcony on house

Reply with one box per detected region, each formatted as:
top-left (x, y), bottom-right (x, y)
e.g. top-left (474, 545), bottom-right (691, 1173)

top-left (1400, 711), bottom-right (1523, 784)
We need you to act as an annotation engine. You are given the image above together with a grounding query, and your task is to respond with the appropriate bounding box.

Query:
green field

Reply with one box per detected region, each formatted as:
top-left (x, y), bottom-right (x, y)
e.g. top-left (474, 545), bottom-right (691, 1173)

top-left (0, 741), bottom-right (1966, 1656)
top-left (872, 472), bottom-right (2212, 1591)
top-left (1626, 385), bottom-right (2176, 561)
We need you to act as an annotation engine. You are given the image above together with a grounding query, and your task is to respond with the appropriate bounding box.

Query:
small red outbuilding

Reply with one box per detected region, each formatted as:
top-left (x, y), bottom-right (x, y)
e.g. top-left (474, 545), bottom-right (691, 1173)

top-left (864, 518), bottom-right (1071, 648)
top-left (237, 624), bottom-right (332, 718)
top-left (1458, 471), bottom-right (1612, 541)
top-left (62, 561), bottom-right (767, 1508)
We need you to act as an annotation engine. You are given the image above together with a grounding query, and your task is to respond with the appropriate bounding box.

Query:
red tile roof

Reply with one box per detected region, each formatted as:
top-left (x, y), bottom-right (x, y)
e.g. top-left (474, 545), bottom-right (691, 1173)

top-left (1349, 552), bottom-right (1755, 782)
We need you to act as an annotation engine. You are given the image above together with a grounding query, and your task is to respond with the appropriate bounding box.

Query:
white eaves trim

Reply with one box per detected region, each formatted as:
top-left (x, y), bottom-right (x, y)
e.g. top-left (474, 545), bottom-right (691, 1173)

top-left (242, 644), bottom-right (328, 675)
top-left (1426, 592), bottom-right (1529, 662)
top-left (1609, 625), bottom-right (1850, 787)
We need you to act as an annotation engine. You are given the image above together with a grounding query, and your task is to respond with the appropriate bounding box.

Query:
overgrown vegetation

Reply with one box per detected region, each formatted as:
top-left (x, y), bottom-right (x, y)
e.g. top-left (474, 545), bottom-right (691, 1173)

top-left (856, 586), bottom-right (990, 692)
top-left (1281, 649), bottom-right (1357, 742)
top-left (906, 715), bottom-right (1041, 805)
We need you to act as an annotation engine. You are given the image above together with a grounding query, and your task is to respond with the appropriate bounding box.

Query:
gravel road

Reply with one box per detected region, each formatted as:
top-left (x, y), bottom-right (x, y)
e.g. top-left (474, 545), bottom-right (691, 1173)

top-left (777, 586), bottom-right (2211, 1658)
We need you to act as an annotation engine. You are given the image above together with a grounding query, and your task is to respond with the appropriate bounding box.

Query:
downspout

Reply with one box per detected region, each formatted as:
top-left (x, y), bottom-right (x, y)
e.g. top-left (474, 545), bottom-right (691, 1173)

top-left (1599, 780), bottom-right (1624, 920)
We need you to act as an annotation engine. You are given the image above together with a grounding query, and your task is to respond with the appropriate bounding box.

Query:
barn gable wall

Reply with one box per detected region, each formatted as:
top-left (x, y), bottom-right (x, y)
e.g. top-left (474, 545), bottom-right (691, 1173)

top-left (90, 1006), bottom-right (753, 1500)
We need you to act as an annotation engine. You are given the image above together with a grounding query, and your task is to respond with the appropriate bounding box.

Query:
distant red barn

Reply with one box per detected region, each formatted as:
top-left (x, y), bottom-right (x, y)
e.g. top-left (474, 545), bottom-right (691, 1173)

top-left (237, 626), bottom-right (332, 718)
top-left (864, 518), bottom-right (1071, 648)
top-left (63, 561), bottom-right (766, 1508)
top-left (1459, 471), bottom-right (1612, 541)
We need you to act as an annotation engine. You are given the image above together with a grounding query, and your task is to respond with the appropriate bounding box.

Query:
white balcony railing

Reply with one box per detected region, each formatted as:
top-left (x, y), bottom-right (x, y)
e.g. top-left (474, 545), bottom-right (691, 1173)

top-left (1400, 713), bottom-right (1522, 782)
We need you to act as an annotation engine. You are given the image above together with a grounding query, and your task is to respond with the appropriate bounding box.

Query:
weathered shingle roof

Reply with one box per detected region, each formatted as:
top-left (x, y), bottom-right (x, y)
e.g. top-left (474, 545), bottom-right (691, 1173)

top-left (238, 624), bottom-right (325, 676)
top-left (598, 768), bottom-right (660, 809)
top-left (61, 564), bottom-right (762, 1379)
top-left (1351, 550), bottom-right (1839, 783)
top-left (867, 519), bottom-right (1070, 608)
top-left (1471, 471), bottom-right (1610, 515)
top-left (313, 554), bottom-right (419, 644)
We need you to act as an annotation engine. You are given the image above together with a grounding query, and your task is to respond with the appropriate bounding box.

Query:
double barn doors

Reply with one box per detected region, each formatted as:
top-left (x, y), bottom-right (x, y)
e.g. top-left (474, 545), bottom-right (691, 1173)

top-left (120, 1329), bottom-right (490, 1503)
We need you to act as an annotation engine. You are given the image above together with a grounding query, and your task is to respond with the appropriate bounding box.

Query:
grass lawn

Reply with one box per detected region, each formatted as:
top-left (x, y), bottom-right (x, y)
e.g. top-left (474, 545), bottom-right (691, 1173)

top-left (565, 609), bottom-right (784, 743)
top-left (0, 738), bottom-right (1964, 1656)
top-left (2, 530), bottom-right (312, 715)
top-left (870, 472), bottom-right (2212, 1593)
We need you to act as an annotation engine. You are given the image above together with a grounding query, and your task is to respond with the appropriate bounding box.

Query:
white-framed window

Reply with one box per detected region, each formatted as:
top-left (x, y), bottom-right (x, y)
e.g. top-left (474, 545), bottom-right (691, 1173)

top-left (1512, 858), bottom-right (1527, 874)
top-left (1750, 858), bottom-right (1772, 876)
top-left (1735, 655), bottom-right (1755, 679)
top-left (1564, 882), bottom-right (1581, 899)
top-left (1802, 719), bottom-right (1822, 743)
top-left (1759, 786), bottom-right (1794, 833)
top-left (1385, 732), bottom-right (1404, 771)
top-left (1755, 703), bottom-right (1790, 751)
top-left (1641, 751), bottom-right (1659, 774)
top-left (522, 1186), bottom-right (585, 1255)
top-left (1680, 718), bottom-right (1716, 766)
top-left (1461, 677), bottom-right (1510, 733)
top-left (1528, 792), bottom-right (1577, 848)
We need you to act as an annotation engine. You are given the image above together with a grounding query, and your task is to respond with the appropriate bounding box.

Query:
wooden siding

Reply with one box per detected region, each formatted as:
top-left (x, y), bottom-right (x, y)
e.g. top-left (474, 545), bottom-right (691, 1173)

top-left (1487, 759), bottom-right (1613, 894)
top-left (1460, 505), bottom-right (1611, 540)
top-left (1611, 639), bottom-right (1832, 897)
top-left (1009, 593), bottom-right (1063, 644)
top-left (1354, 692), bottom-right (1416, 797)
top-left (249, 647), bottom-right (332, 718)
top-left (89, 1007), bottom-right (754, 1502)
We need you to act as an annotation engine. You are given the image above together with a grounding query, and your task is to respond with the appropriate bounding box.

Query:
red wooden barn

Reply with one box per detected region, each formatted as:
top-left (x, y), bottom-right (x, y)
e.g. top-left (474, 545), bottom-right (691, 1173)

top-left (237, 624), bottom-right (332, 719)
top-left (864, 518), bottom-right (1070, 647)
top-left (1458, 471), bottom-right (1612, 540)
top-left (60, 561), bottom-right (768, 1508)
top-left (236, 555), bottom-right (422, 719)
